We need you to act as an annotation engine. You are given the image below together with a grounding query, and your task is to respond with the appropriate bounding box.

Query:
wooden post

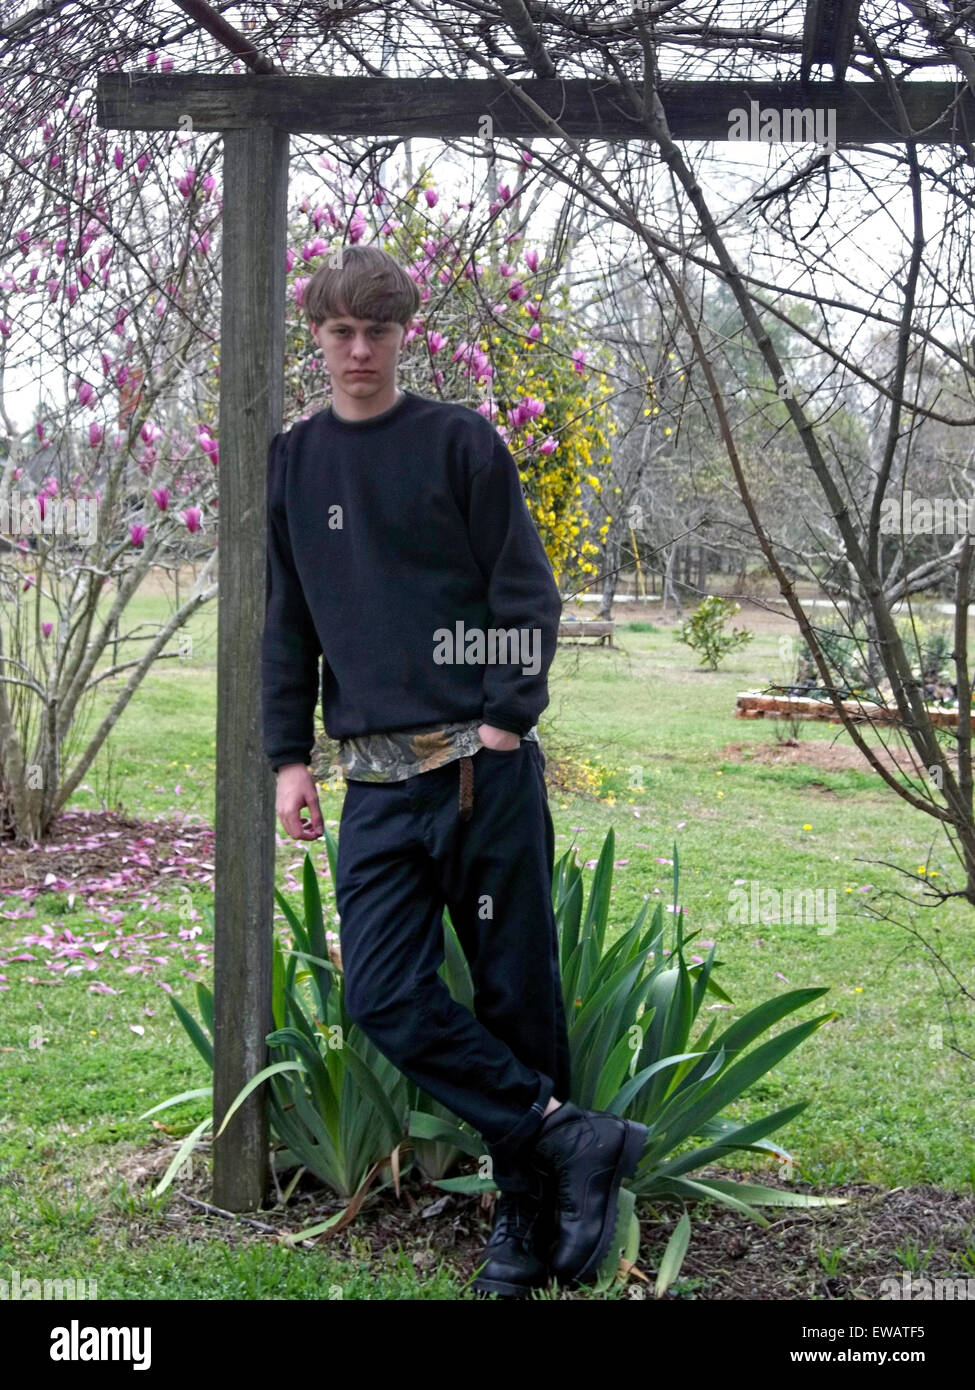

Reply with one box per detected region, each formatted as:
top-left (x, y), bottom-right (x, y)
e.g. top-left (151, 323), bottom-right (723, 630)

top-left (212, 125), bottom-right (289, 1210)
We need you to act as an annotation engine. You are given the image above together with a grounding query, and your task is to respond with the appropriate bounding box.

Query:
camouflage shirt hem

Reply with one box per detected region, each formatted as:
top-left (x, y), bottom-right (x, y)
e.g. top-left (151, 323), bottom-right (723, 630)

top-left (337, 719), bottom-right (539, 782)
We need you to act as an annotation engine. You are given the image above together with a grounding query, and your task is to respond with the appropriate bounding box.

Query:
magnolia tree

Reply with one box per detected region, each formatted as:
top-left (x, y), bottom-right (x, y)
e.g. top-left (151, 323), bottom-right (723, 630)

top-left (0, 104), bottom-right (226, 843)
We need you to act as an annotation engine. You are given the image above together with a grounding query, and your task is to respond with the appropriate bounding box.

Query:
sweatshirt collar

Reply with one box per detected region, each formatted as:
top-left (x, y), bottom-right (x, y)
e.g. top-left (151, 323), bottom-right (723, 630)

top-left (325, 389), bottom-right (415, 431)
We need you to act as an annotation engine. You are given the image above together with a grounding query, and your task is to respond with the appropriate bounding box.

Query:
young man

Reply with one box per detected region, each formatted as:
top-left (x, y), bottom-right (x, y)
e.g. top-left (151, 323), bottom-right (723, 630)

top-left (261, 243), bottom-right (646, 1297)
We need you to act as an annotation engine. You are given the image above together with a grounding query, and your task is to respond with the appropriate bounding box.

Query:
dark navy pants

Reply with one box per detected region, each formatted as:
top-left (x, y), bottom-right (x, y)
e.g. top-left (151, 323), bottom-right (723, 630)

top-left (335, 738), bottom-right (572, 1194)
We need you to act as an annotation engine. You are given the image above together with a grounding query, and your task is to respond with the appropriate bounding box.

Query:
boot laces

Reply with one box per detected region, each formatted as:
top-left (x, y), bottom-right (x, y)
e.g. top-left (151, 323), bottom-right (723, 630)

top-left (489, 1190), bottom-right (543, 1245)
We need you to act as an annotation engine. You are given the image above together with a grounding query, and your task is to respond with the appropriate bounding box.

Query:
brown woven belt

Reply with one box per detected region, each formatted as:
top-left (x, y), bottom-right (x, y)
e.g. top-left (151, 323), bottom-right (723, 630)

top-left (458, 753), bottom-right (474, 821)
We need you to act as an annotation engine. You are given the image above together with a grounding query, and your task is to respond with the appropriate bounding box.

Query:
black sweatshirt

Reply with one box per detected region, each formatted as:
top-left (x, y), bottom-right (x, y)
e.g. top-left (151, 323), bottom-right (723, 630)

top-left (261, 388), bottom-right (563, 772)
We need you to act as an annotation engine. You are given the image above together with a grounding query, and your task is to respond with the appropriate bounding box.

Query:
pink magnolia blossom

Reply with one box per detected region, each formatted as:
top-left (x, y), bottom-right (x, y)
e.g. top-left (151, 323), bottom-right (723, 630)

top-left (525, 250), bottom-right (539, 272)
top-left (129, 524), bottom-right (148, 547)
top-left (77, 381), bottom-right (96, 407)
top-left (113, 147), bottom-right (124, 170)
top-left (348, 209), bottom-right (367, 243)
top-left (526, 302), bottom-right (541, 319)
top-left (539, 436), bottom-right (558, 454)
top-left (181, 507), bottom-right (203, 533)
top-left (42, 622), bottom-right (53, 638)
top-left (507, 280), bottom-right (526, 301)
top-left (572, 349), bottom-right (587, 373)
top-left (427, 331), bottom-right (445, 353)
top-left (198, 429), bottom-right (218, 465)
top-left (498, 263), bottom-right (512, 278)
top-left (285, 247), bottom-right (296, 273)
top-left (424, 188), bottom-right (439, 207)
top-left (88, 422), bottom-right (104, 447)
top-left (23, 574), bottom-right (34, 591)
top-left (176, 169), bottom-right (195, 198)
top-left (528, 324), bottom-right (541, 341)
top-left (151, 488), bottom-right (170, 511)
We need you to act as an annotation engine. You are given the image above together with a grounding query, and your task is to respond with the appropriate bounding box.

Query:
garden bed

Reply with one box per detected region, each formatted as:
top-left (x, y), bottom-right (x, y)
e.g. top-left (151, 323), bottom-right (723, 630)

top-left (735, 691), bottom-right (962, 728)
top-left (95, 1142), bottom-right (975, 1301)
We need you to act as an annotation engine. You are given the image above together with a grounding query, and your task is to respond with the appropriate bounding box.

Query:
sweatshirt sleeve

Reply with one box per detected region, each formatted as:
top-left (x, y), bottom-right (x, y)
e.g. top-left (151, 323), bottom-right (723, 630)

top-left (465, 423), bottom-right (563, 737)
top-left (261, 430), bottom-right (323, 772)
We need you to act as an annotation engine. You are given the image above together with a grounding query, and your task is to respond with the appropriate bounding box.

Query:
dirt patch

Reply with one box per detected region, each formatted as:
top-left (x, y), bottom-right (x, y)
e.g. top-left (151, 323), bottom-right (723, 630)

top-left (720, 736), bottom-right (940, 780)
top-left (89, 1141), bottom-right (975, 1299)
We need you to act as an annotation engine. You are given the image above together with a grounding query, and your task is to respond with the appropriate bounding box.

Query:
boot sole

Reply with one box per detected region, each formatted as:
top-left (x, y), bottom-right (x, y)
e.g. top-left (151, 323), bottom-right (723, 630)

top-left (471, 1275), bottom-right (548, 1298)
top-left (556, 1118), bottom-right (648, 1288)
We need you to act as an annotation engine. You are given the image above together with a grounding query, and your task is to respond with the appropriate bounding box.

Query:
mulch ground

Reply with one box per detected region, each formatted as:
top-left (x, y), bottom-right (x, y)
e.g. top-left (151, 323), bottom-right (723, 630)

top-left (95, 1142), bottom-right (975, 1300)
top-left (0, 808), bottom-right (216, 896)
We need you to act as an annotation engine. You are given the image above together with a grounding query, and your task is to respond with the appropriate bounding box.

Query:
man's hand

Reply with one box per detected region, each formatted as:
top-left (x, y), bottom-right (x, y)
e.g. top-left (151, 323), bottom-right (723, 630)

top-left (275, 764), bottom-right (325, 840)
top-left (478, 722), bottom-right (522, 751)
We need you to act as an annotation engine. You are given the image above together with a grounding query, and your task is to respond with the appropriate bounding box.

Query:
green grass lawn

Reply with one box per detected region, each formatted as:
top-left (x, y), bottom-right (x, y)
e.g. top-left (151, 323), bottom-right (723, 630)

top-left (2, 585), bottom-right (973, 1299)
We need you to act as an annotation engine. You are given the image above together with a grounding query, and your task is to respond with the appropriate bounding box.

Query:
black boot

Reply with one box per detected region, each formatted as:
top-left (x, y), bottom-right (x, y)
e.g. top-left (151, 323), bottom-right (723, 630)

top-left (528, 1100), bottom-right (648, 1288)
top-left (471, 1169), bottom-right (556, 1299)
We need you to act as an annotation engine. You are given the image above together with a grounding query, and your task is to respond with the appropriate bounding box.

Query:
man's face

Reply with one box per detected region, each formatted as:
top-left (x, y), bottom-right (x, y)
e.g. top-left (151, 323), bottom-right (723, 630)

top-left (309, 311), bottom-right (406, 408)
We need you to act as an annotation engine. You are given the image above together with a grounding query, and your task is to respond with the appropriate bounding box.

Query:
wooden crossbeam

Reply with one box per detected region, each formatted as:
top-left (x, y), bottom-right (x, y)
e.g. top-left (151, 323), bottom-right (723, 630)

top-left (96, 74), bottom-right (974, 145)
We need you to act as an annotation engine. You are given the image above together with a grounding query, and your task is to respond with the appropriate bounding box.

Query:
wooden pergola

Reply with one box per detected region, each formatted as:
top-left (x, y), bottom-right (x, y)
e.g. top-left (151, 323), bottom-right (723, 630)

top-left (95, 2), bottom-right (974, 1211)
